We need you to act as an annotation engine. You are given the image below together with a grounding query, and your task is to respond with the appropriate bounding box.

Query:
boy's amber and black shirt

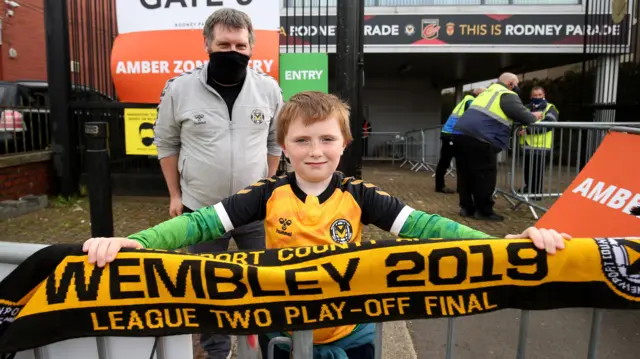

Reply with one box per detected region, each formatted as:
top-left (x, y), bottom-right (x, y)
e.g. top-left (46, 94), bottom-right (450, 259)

top-left (129, 171), bottom-right (489, 343)
top-left (221, 172), bottom-right (408, 249)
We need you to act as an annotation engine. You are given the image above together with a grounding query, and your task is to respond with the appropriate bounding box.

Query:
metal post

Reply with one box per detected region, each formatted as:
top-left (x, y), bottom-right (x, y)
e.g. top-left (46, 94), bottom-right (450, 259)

top-left (354, 0), bottom-right (365, 180)
top-left (44, 0), bottom-right (78, 197)
top-left (291, 330), bottom-right (313, 359)
top-left (236, 336), bottom-right (259, 359)
top-left (84, 122), bottom-right (114, 237)
top-left (335, 0), bottom-right (362, 177)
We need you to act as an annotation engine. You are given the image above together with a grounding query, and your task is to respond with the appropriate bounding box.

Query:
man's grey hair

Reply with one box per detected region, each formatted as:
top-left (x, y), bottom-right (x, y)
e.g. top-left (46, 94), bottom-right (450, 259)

top-left (203, 8), bottom-right (255, 46)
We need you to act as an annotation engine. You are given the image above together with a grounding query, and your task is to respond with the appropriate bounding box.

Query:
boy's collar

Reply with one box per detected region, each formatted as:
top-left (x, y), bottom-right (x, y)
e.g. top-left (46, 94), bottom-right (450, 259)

top-left (288, 172), bottom-right (339, 205)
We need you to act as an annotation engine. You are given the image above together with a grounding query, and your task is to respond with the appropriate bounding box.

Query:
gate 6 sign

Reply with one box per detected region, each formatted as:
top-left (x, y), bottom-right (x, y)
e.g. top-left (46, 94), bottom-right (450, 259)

top-left (118, 0), bottom-right (276, 34)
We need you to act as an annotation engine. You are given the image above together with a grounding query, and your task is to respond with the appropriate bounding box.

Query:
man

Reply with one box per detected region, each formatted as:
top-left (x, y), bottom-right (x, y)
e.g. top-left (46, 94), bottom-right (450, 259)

top-left (453, 73), bottom-right (543, 221)
top-left (519, 86), bottom-right (559, 196)
top-left (153, 8), bottom-right (283, 359)
top-left (435, 87), bottom-right (485, 194)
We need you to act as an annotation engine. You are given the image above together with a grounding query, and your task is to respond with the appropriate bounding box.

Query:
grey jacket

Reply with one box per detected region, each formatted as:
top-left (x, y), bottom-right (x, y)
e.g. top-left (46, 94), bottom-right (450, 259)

top-left (154, 65), bottom-right (283, 211)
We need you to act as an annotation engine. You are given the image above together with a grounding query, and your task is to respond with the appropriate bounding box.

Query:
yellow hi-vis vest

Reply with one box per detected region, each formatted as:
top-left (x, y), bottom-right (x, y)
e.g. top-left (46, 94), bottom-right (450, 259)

top-left (442, 94), bottom-right (475, 134)
top-left (452, 95), bottom-right (475, 116)
top-left (519, 103), bottom-right (558, 150)
top-left (466, 83), bottom-right (516, 129)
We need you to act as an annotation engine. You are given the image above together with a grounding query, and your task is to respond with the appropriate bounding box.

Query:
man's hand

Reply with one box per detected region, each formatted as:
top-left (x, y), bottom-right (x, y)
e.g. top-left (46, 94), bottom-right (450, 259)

top-left (506, 227), bottom-right (572, 254)
top-left (518, 128), bottom-right (526, 136)
top-left (267, 154), bottom-right (281, 177)
top-left (532, 111), bottom-right (544, 120)
top-left (169, 196), bottom-right (183, 217)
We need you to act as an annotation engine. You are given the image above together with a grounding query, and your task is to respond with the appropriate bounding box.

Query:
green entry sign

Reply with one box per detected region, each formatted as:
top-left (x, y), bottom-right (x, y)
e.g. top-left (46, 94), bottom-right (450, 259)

top-left (279, 53), bottom-right (328, 101)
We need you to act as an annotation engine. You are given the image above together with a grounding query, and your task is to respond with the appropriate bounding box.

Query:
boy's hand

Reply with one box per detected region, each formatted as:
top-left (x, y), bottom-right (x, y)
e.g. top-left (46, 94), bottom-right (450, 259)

top-left (82, 237), bottom-right (144, 267)
top-left (506, 227), bottom-right (571, 254)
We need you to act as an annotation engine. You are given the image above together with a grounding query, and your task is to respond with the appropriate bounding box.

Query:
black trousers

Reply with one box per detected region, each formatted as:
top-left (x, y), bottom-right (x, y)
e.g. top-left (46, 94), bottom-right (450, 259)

top-left (435, 134), bottom-right (457, 190)
top-left (258, 335), bottom-right (375, 359)
top-left (454, 135), bottom-right (499, 215)
top-left (523, 150), bottom-right (548, 194)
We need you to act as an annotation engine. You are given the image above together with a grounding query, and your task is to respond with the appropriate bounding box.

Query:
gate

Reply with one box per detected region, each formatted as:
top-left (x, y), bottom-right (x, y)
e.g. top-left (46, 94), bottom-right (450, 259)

top-left (579, 0), bottom-right (640, 157)
top-left (45, 0), bottom-right (162, 197)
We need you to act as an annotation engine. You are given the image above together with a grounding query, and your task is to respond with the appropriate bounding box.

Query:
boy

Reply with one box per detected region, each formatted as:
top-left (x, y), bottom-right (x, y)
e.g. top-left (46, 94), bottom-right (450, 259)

top-left (83, 91), bottom-right (570, 359)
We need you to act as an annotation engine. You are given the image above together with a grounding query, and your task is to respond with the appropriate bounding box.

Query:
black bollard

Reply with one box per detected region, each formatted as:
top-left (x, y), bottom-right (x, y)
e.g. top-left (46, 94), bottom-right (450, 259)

top-left (84, 121), bottom-right (114, 238)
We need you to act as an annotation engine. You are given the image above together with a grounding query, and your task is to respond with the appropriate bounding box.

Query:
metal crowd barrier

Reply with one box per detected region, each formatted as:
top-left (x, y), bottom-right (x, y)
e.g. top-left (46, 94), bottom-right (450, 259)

top-left (495, 122), bottom-right (640, 219)
top-left (2, 241), bottom-right (625, 359)
top-left (361, 131), bottom-right (404, 165)
top-left (399, 126), bottom-right (444, 173)
top-left (385, 122), bottom-right (639, 220)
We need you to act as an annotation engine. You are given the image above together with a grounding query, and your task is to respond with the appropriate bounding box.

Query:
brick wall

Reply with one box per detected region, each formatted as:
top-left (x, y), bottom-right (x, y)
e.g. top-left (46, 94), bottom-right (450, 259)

top-left (1, 0), bottom-right (47, 81)
top-left (0, 160), bottom-right (53, 202)
top-left (0, 0), bottom-right (117, 82)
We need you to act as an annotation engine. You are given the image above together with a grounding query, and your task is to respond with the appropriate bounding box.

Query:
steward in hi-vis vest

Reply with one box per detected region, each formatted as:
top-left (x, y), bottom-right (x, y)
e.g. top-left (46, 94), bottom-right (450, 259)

top-left (441, 94), bottom-right (476, 136)
top-left (452, 73), bottom-right (539, 221)
top-left (519, 86), bottom-right (559, 194)
top-left (435, 88), bottom-right (485, 194)
top-left (520, 99), bottom-right (559, 150)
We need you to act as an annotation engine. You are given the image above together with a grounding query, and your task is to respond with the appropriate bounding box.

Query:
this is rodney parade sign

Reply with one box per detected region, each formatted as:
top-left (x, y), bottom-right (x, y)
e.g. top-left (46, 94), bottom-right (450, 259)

top-left (279, 14), bottom-right (629, 46)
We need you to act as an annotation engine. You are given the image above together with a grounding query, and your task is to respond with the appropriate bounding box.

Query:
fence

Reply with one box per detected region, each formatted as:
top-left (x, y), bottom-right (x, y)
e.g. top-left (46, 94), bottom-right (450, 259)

top-left (494, 122), bottom-right (640, 219)
top-left (0, 84), bottom-right (52, 156)
top-left (379, 122), bottom-right (640, 220)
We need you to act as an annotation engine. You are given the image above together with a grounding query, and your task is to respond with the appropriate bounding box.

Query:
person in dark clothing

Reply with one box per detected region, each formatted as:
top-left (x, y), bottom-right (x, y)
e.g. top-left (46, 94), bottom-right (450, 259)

top-left (362, 118), bottom-right (372, 157)
top-left (436, 87), bottom-right (485, 194)
top-left (453, 73), bottom-right (543, 221)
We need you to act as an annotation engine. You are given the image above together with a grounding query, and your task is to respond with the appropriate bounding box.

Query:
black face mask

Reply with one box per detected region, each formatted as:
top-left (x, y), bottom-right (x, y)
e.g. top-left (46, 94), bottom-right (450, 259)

top-left (208, 51), bottom-right (250, 85)
top-left (512, 84), bottom-right (521, 95)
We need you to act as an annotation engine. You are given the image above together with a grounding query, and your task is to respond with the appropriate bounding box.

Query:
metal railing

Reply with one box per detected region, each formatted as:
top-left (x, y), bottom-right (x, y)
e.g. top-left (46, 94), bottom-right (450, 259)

top-left (495, 122), bottom-right (640, 219)
top-left (361, 131), bottom-right (404, 165)
top-left (383, 122), bottom-right (639, 220)
top-left (398, 126), bottom-right (456, 179)
top-left (0, 105), bottom-right (51, 157)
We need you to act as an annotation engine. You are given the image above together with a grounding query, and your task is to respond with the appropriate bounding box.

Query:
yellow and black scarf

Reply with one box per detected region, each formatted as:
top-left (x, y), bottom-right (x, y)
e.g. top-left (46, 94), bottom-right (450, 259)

top-left (1, 237), bottom-right (639, 354)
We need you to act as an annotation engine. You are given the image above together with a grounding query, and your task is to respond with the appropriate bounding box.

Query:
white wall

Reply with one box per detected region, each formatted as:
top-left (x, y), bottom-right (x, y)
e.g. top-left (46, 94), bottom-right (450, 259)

top-left (363, 77), bottom-right (441, 133)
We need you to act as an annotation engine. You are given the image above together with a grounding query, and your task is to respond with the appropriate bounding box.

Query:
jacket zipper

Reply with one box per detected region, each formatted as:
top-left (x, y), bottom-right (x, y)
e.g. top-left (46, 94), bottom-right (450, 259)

top-left (202, 68), bottom-right (234, 198)
top-left (229, 102), bottom-right (233, 197)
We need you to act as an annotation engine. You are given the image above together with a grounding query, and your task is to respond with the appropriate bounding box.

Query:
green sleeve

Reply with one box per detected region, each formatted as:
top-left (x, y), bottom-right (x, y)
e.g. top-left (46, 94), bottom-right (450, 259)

top-left (127, 205), bottom-right (227, 250)
top-left (398, 210), bottom-right (493, 239)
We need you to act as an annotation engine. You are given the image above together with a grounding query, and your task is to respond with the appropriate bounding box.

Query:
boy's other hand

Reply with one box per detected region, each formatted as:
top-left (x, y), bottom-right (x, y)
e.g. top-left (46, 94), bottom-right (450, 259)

top-left (82, 237), bottom-right (144, 267)
top-left (506, 227), bottom-right (572, 254)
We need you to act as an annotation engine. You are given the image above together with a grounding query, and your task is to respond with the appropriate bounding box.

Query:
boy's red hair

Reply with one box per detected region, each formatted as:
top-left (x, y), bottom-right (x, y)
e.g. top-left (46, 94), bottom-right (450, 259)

top-left (276, 91), bottom-right (353, 146)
